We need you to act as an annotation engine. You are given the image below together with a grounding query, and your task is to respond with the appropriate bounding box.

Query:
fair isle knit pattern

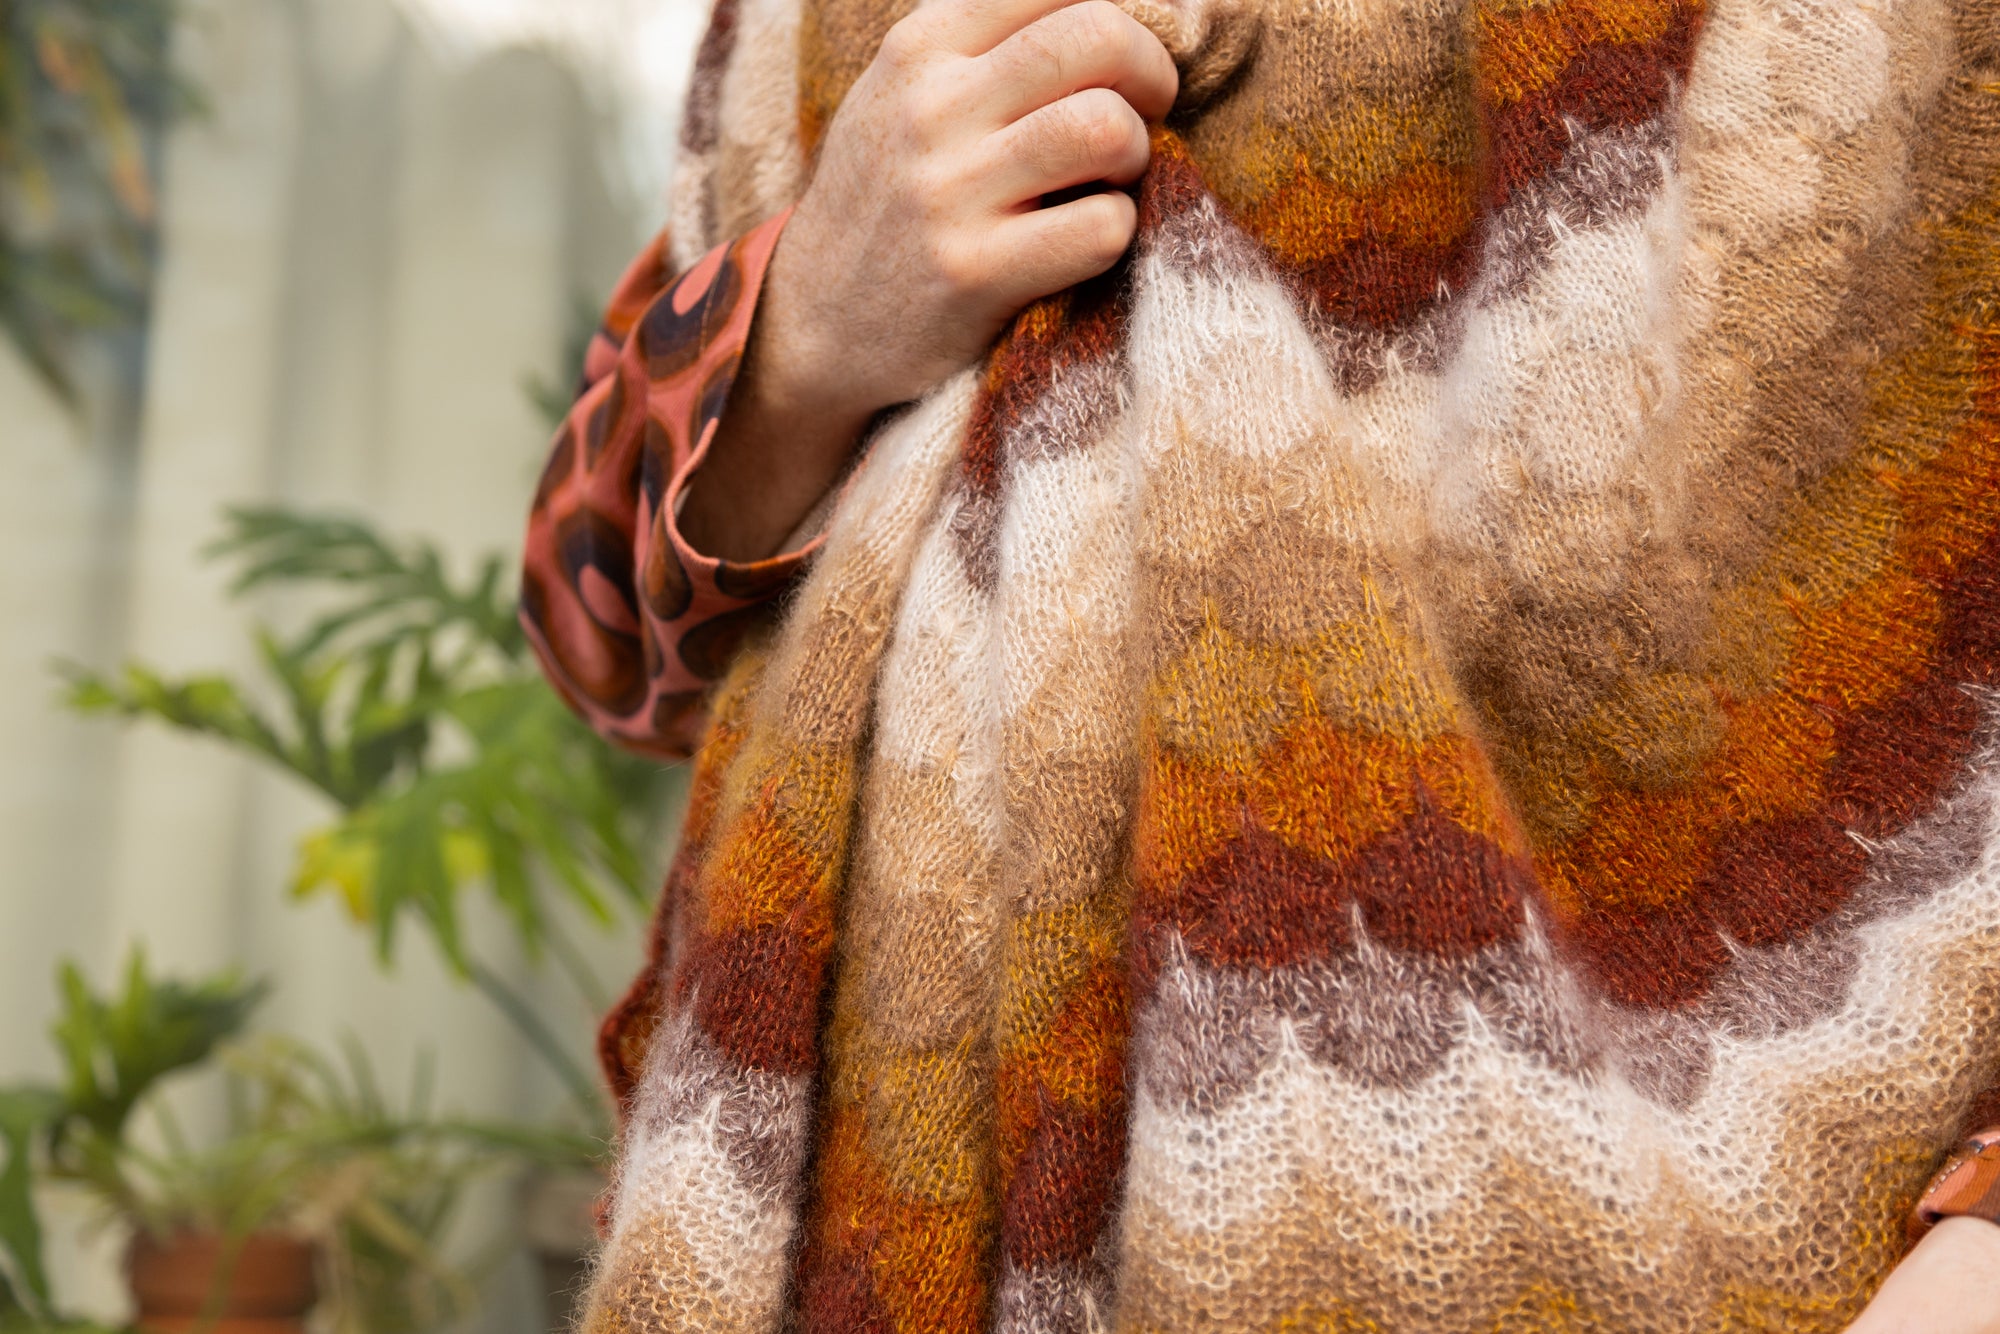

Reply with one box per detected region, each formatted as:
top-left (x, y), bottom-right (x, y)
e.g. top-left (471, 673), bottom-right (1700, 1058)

top-left (566, 0), bottom-right (2000, 1322)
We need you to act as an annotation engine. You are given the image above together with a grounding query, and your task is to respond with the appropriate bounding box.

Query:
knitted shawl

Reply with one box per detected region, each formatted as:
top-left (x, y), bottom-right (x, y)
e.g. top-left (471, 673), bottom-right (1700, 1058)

top-left (578, 0), bottom-right (2000, 1323)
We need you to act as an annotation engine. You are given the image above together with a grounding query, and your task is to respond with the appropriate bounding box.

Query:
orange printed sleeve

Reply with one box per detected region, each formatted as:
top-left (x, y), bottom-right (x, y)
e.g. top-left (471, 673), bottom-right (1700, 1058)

top-left (520, 210), bottom-right (808, 759)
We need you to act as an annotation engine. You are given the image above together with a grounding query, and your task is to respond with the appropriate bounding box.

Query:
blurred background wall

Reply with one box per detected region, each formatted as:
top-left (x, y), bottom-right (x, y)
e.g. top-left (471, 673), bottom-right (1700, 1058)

top-left (1, 0), bottom-right (703, 1324)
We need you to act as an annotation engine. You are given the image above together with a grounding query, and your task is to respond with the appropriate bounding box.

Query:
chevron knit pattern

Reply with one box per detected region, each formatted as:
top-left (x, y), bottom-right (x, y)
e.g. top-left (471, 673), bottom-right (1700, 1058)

top-left (578, 0), bottom-right (2000, 1323)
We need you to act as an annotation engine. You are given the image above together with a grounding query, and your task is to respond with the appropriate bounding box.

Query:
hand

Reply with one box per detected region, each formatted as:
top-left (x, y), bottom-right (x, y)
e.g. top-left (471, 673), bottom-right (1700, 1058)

top-left (1843, 1218), bottom-right (2000, 1333)
top-left (679, 0), bottom-right (1178, 562)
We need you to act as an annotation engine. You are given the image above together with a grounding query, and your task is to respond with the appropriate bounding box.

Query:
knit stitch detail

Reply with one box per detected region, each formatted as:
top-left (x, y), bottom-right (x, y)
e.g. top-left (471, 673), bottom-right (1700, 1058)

top-left (552, 0), bottom-right (2000, 1323)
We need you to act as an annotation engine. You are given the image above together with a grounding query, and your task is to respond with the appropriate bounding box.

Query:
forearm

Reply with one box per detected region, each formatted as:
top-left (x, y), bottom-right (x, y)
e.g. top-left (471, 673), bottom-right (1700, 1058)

top-left (678, 382), bottom-right (862, 565)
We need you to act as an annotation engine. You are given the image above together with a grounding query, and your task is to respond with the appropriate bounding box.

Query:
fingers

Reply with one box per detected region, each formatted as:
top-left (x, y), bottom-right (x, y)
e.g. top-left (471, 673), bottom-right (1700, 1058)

top-left (982, 87), bottom-right (1151, 207)
top-left (984, 188), bottom-right (1139, 308)
top-left (922, 0), bottom-right (1100, 57)
top-left (859, 0), bottom-right (1156, 348)
top-left (979, 1), bottom-right (1178, 125)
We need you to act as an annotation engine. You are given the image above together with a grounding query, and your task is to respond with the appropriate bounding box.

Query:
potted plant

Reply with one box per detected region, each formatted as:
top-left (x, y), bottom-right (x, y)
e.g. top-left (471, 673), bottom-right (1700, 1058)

top-left (122, 1033), bottom-right (535, 1334)
top-left (2, 951), bottom-right (265, 1330)
top-left (60, 509), bottom-right (683, 1326)
top-left (0, 953), bottom-right (542, 1332)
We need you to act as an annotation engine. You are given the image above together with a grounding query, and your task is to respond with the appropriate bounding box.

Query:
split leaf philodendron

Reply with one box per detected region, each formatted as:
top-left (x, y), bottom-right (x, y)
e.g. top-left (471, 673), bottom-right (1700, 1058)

top-left (62, 507), bottom-right (682, 1132)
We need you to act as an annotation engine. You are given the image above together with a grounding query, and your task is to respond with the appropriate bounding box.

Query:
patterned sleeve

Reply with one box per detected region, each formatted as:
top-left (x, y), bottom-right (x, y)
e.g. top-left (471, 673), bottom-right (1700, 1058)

top-left (520, 210), bottom-right (809, 759)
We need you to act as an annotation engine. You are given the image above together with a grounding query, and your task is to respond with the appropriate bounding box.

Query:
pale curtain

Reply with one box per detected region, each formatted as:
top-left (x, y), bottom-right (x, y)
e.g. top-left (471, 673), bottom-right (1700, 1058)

top-left (0, 0), bottom-right (697, 1323)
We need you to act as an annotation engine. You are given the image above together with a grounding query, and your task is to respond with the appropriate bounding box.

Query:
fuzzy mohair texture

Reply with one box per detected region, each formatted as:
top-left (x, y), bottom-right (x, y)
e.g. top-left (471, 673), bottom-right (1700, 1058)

top-left (573, 0), bottom-right (2000, 1323)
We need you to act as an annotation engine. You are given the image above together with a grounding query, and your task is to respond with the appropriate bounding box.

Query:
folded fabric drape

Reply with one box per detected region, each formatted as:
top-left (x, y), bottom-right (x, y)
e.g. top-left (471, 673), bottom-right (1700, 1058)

top-left (523, 0), bottom-right (2000, 1323)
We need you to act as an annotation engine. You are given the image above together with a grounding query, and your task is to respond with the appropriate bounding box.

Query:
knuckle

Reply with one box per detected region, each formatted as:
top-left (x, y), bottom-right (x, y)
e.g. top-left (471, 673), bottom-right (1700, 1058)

top-left (1069, 89), bottom-right (1132, 158)
top-left (876, 18), bottom-right (926, 70)
top-left (1070, 0), bottom-right (1127, 50)
top-left (904, 79), bottom-right (950, 132)
top-left (1011, 25), bottom-right (1067, 87)
top-left (931, 234), bottom-right (986, 297)
top-left (1081, 194), bottom-right (1135, 261)
top-left (912, 158), bottom-right (966, 209)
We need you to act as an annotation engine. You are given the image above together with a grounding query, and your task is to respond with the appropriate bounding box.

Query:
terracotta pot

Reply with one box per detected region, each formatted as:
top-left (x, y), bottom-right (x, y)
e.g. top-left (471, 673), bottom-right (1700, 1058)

top-left (126, 1230), bottom-right (318, 1334)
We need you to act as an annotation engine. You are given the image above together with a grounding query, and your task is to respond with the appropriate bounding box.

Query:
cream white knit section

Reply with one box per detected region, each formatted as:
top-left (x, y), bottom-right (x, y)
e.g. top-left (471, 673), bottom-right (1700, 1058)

top-left (1130, 285), bottom-right (1342, 471)
top-left (997, 436), bottom-right (1142, 732)
top-left (1430, 191), bottom-right (1687, 590)
top-left (873, 519), bottom-right (1003, 782)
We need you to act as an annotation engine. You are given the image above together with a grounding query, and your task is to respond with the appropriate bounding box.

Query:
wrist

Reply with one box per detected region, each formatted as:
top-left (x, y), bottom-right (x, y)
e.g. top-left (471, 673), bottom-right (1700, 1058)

top-left (757, 218), bottom-right (896, 431)
top-left (1902, 1217), bottom-right (2000, 1334)
top-left (676, 266), bottom-right (876, 564)
top-left (745, 322), bottom-right (879, 449)
top-left (1846, 1217), bottom-right (2000, 1334)
top-left (1924, 1215), bottom-right (2000, 1273)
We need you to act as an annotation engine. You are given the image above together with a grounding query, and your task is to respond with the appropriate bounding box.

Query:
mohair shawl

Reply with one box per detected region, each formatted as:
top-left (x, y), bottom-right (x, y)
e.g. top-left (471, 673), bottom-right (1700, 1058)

top-left (559, 0), bottom-right (2000, 1322)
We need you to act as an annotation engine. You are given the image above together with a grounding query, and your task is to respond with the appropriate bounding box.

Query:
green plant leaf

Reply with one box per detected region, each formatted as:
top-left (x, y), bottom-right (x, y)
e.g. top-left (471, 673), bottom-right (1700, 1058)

top-left (60, 506), bottom-right (679, 1117)
top-left (50, 951), bottom-right (267, 1153)
top-left (287, 678), bottom-right (666, 969)
top-left (56, 658), bottom-right (311, 793)
top-left (0, 1085), bottom-right (62, 1314)
top-left (205, 507), bottom-right (523, 661)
